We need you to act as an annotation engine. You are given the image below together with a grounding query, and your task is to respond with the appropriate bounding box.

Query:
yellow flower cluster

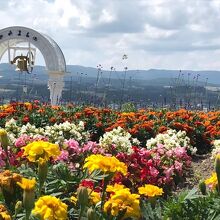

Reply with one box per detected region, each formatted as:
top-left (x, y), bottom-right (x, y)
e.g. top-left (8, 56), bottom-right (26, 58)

top-left (17, 177), bottom-right (36, 191)
top-left (205, 172), bottom-right (218, 190)
top-left (106, 183), bottom-right (126, 193)
top-left (138, 184), bottom-right (164, 197)
top-left (83, 154), bottom-right (127, 175)
top-left (89, 190), bottom-right (101, 205)
top-left (0, 204), bottom-right (11, 220)
top-left (104, 186), bottom-right (140, 219)
top-left (32, 195), bottom-right (68, 220)
top-left (23, 141), bottom-right (61, 162)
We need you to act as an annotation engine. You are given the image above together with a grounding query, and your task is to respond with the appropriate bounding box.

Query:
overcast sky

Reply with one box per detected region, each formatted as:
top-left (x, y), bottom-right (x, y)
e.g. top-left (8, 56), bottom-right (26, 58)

top-left (1, 0), bottom-right (220, 71)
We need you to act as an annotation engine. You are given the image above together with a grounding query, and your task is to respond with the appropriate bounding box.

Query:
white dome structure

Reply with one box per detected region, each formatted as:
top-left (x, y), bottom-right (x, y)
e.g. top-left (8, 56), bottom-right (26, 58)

top-left (0, 26), bottom-right (66, 105)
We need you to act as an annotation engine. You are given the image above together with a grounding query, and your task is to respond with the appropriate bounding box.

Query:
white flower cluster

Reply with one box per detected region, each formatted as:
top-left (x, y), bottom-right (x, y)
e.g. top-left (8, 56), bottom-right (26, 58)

top-left (99, 126), bottom-right (140, 153)
top-left (211, 140), bottom-right (220, 159)
top-left (146, 129), bottom-right (197, 154)
top-left (44, 121), bottom-right (89, 144)
top-left (5, 118), bottom-right (19, 134)
top-left (4, 119), bottom-right (89, 144)
top-left (4, 118), bottom-right (20, 143)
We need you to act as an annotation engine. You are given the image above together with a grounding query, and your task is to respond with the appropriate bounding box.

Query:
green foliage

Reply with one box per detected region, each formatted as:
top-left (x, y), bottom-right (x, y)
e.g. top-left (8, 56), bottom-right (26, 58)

top-left (141, 189), bottom-right (220, 220)
top-left (45, 163), bottom-right (80, 198)
top-left (121, 102), bottom-right (137, 112)
top-left (140, 200), bottom-right (162, 220)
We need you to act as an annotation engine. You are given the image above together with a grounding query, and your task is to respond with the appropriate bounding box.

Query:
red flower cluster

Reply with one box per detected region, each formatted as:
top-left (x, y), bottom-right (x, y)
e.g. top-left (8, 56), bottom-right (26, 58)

top-left (115, 145), bottom-right (191, 191)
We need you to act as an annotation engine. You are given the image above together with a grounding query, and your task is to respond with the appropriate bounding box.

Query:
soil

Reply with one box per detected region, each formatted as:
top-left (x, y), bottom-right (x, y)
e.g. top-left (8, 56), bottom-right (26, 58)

top-left (176, 153), bottom-right (214, 192)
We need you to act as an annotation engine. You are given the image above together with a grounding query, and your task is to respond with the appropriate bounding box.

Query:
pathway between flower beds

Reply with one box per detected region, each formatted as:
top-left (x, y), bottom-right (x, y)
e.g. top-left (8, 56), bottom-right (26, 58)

top-left (176, 153), bottom-right (213, 192)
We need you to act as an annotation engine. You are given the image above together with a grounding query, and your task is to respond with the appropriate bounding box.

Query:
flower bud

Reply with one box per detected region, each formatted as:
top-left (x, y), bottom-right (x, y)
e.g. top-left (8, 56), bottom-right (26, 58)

top-left (0, 129), bottom-right (9, 150)
top-left (15, 201), bottom-right (22, 215)
top-left (215, 154), bottom-right (220, 175)
top-left (215, 154), bottom-right (220, 193)
top-left (77, 186), bottom-right (89, 207)
top-left (17, 178), bottom-right (36, 219)
top-left (87, 207), bottom-right (97, 220)
top-left (199, 181), bottom-right (206, 195)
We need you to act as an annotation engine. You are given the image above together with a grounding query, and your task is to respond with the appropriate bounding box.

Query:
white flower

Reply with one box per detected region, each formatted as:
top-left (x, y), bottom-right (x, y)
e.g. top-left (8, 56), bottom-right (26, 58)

top-left (3, 120), bottom-right (89, 145)
top-left (99, 126), bottom-right (137, 153)
top-left (146, 129), bottom-right (195, 154)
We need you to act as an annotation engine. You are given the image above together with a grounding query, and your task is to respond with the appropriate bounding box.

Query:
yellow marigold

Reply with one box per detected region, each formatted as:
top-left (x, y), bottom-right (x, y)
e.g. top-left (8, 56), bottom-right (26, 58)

top-left (0, 170), bottom-right (22, 193)
top-left (104, 188), bottom-right (140, 219)
top-left (0, 204), bottom-right (11, 220)
top-left (89, 191), bottom-right (101, 205)
top-left (138, 184), bottom-right (164, 197)
top-left (1, 212), bottom-right (11, 220)
top-left (106, 183), bottom-right (126, 193)
top-left (32, 195), bottom-right (68, 220)
top-left (17, 178), bottom-right (36, 191)
top-left (23, 141), bottom-right (61, 162)
top-left (205, 172), bottom-right (218, 190)
top-left (83, 154), bottom-right (127, 175)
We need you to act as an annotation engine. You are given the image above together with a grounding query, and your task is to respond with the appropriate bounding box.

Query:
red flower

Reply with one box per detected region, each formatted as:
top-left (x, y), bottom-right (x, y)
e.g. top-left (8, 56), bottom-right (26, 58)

top-left (22, 116), bottom-right (29, 123)
top-left (80, 179), bottom-right (94, 189)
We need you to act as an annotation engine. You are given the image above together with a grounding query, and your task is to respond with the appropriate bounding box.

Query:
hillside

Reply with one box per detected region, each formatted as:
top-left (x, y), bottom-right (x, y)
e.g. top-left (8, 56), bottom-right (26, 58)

top-left (0, 63), bottom-right (220, 86)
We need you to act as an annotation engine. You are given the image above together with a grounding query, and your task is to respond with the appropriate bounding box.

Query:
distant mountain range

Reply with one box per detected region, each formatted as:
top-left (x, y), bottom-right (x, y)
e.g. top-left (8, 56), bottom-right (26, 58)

top-left (0, 63), bottom-right (220, 86)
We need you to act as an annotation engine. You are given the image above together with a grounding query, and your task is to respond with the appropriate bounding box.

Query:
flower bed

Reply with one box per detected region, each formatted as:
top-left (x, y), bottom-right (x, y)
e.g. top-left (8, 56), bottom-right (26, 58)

top-left (0, 102), bottom-right (220, 219)
top-left (1, 102), bottom-right (220, 153)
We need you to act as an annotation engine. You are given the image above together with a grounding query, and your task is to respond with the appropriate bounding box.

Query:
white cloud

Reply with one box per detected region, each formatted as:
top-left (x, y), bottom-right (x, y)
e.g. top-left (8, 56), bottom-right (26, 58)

top-left (1, 0), bottom-right (220, 70)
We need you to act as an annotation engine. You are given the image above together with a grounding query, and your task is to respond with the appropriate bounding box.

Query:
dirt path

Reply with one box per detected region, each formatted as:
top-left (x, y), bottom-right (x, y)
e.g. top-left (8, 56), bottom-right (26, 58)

top-left (176, 153), bottom-right (214, 191)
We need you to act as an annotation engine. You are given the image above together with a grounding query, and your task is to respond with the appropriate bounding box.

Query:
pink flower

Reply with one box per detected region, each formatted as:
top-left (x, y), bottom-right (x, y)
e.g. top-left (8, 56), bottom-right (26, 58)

top-left (174, 161), bottom-right (183, 175)
top-left (166, 150), bottom-right (173, 157)
top-left (157, 144), bottom-right (165, 155)
top-left (0, 147), bottom-right (6, 167)
top-left (174, 147), bottom-right (186, 158)
top-left (57, 150), bottom-right (69, 161)
top-left (15, 135), bottom-right (48, 148)
top-left (66, 139), bottom-right (81, 154)
top-left (15, 134), bottom-right (31, 147)
top-left (164, 165), bottom-right (174, 181)
top-left (149, 166), bottom-right (159, 178)
top-left (33, 135), bottom-right (49, 142)
top-left (83, 141), bottom-right (105, 154)
top-left (83, 141), bottom-right (97, 152)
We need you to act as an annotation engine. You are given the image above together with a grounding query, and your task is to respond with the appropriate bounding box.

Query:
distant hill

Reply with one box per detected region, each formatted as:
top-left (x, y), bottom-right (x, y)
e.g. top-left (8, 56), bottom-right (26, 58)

top-left (0, 63), bottom-right (220, 86)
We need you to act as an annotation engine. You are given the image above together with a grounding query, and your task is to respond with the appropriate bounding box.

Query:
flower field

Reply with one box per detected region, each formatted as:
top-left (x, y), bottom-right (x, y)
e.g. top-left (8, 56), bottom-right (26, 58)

top-left (0, 102), bottom-right (220, 219)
